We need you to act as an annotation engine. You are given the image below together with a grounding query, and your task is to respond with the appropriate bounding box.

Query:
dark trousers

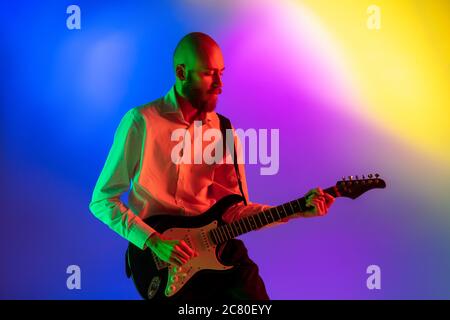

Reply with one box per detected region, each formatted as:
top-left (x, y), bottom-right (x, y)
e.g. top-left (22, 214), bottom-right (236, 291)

top-left (171, 239), bottom-right (270, 302)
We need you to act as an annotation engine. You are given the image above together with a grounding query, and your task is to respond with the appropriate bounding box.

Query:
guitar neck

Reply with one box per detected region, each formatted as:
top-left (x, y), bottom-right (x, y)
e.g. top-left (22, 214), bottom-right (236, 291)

top-left (209, 186), bottom-right (338, 245)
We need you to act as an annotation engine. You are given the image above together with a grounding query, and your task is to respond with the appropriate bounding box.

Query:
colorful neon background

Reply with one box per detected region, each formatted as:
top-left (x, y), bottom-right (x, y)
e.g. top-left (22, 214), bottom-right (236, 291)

top-left (1, 0), bottom-right (449, 299)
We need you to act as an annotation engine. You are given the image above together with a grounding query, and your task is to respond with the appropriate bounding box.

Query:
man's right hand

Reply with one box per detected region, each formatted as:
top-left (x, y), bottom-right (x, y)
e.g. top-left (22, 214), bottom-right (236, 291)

top-left (145, 232), bottom-right (197, 267)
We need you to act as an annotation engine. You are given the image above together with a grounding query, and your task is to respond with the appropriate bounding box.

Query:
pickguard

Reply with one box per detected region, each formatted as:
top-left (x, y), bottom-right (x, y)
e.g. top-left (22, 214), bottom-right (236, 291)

top-left (162, 220), bottom-right (233, 297)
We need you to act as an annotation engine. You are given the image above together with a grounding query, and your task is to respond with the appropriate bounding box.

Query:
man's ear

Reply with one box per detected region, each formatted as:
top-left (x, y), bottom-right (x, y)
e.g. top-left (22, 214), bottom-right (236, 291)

top-left (175, 64), bottom-right (186, 81)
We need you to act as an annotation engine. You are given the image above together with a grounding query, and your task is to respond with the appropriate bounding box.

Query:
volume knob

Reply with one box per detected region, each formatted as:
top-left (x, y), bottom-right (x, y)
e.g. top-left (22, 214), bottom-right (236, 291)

top-left (166, 285), bottom-right (177, 294)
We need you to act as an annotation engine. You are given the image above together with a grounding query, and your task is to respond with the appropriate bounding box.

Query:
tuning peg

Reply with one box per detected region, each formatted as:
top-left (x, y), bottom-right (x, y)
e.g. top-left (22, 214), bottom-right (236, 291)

top-left (375, 173), bottom-right (380, 178)
top-left (362, 175), bottom-right (366, 179)
top-left (368, 174), bottom-right (373, 179)
top-left (342, 176), bottom-right (346, 181)
top-left (355, 175), bottom-right (359, 180)
top-left (348, 175), bottom-right (353, 181)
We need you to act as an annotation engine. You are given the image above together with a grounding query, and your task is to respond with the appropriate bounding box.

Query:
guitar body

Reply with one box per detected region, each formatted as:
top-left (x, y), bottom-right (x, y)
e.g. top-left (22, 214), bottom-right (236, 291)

top-left (126, 174), bottom-right (386, 301)
top-left (126, 194), bottom-right (244, 301)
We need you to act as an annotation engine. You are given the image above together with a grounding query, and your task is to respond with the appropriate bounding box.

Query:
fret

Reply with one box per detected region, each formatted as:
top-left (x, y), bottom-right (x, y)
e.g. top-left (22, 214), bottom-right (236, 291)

top-left (265, 209), bottom-right (274, 224)
top-left (291, 199), bottom-right (300, 213)
top-left (209, 196), bottom-right (313, 242)
top-left (236, 221), bottom-right (243, 236)
top-left (239, 219), bottom-right (247, 234)
top-left (275, 207), bottom-right (282, 220)
top-left (288, 201), bottom-right (295, 214)
top-left (230, 223), bottom-right (238, 238)
top-left (261, 210), bottom-right (269, 225)
top-left (214, 228), bottom-right (221, 243)
top-left (239, 220), bottom-right (245, 235)
top-left (242, 217), bottom-right (250, 232)
top-left (295, 198), bottom-right (305, 212)
top-left (222, 226), bottom-right (228, 241)
top-left (280, 205), bottom-right (287, 218)
top-left (278, 205), bottom-right (286, 220)
top-left (283, 203), bottom-right (290, 216)
top-left (249, 215), bottom-right (258, 230)
top-left (224, 224), bottom-right (232, 239)
top-left (256, 212), bottom-right (264, 228)
top-left (243, 218), bottom-right (249, 233)
top-left (283, 203), bottom-right (294, 217)
top-left (245, 217), bottom-right (252, 231)
top-left (266, 208), bottom-right (274, 223)
top-left (243, 217), bottom-right (252, 232)
top-left (228, 223), bottom-right (235, 238)
top-left (232, 221), bottom-right (240, 237)
top-left (218, 227), bottom-right (225, 243)
top-left (223, 225), bottom-right (231, 240)
top-left (228, 224), bottom-right (235, 239)
top-left (209, 230), bottom-right (217, 245)
top-left (283, 205), bottom-right (288, 217)
top-left (249, 215), bottom-right (257, 230)
top-left (214, 228), bottom-right (222, 244)
top-left (272, 207), bottom-right (281, 221)
top-left (253, 215), bottom-right (260, 229)
top-left (214, 229), bottom-right (221, 243)
top-left (254, 215), bottom-right (260, 229)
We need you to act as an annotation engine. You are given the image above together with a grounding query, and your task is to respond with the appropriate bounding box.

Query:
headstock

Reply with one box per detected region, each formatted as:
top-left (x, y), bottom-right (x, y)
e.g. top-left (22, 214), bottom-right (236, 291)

top-left (335, 173), bottom-right (386, 199)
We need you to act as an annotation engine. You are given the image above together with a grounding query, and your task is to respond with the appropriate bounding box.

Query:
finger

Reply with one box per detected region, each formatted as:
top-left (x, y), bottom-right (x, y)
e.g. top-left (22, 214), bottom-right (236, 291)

top-left (319, 199), bottom-right (328, 214)
top-left (308, 188), bottom-right (325, 202)
top-left (177, 255), bottom-right (188, 264)
top-left (306, 189), bottom-right (319, 198)
top-left (307, 194), bottom-right (322, 206)
top-left (316, 195), bottom-right (325, 202)
top-left (305, 199), bottom-right (317, 213)
top-left (170, 256), bottom-right (182, 267)
top-left (324, 193), bottom-right (335, 206)
top-left (172, 253), bottom-right (187, 266)
top-left (174, 245), bottom-right (190, 260)
top-left (319, 198), bottom-right (328, 213)
top-left (312, 199), bottom-right (325, 215)
top-left (324, 192), bottom-right (334, 201)
top-left (172, 253), bottom-right (187, 265)
top-left (179, 240), bottom-right (195, 257)
top-left (316, 187), bottom-right (324, 196)
top-left (311, 199), bottom-right (321, 214)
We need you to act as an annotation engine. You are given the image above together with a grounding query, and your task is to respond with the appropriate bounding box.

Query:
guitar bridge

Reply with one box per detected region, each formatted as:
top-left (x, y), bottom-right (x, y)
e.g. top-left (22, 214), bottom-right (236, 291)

top-left (200, 231), bottom-right (212, 249)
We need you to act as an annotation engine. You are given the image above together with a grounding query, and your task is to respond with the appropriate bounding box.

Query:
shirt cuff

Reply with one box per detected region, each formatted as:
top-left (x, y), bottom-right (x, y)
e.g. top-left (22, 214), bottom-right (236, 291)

top-left (129, 219), bottom-right (157, 250)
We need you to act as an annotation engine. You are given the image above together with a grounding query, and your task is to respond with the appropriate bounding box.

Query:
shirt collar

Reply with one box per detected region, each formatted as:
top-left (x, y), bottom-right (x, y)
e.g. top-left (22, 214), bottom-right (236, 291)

top-left (160, 86), bottom-right (214, 123)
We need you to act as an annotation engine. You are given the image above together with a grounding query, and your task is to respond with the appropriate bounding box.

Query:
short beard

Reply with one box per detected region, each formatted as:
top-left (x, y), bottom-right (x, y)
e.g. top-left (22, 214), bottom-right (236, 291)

top-left (181, 73), bottom-right (217, 113)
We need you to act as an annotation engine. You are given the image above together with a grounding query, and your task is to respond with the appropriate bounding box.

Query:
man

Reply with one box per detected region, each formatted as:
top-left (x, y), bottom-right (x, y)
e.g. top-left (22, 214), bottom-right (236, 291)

top-left (89, 32), bottom-right (334, 300)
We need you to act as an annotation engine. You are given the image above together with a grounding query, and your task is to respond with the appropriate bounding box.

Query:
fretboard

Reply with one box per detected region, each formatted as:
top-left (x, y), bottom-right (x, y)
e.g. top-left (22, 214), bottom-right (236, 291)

top-left (209, 186), bottom-right (336, 245)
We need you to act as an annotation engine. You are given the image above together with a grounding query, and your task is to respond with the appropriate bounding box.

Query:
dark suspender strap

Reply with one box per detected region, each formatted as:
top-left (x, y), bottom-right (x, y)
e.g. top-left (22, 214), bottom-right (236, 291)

top-left (217, 113), bottom-right (248, 206)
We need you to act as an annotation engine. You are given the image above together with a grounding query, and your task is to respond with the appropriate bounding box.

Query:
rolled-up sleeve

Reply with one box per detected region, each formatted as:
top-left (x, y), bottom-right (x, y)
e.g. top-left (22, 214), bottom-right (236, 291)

top-left (89, 109), bottom-right (155, 249)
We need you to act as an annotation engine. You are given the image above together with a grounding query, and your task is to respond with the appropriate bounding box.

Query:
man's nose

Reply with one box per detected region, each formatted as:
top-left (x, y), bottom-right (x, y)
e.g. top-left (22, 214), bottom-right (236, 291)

top-left (212, 73), bottom-right (223, 88)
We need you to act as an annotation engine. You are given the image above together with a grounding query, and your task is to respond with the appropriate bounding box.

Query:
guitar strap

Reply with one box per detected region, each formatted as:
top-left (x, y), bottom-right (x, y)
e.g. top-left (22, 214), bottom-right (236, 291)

top-left (217, 113), bottom-right (248, 206)
top-left (125, 113), bottom-right (249, 279)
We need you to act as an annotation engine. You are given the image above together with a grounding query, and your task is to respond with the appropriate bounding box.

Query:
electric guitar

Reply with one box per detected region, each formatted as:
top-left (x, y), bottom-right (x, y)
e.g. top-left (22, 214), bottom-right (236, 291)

top-left (127, 174), bottom-right (386, 300)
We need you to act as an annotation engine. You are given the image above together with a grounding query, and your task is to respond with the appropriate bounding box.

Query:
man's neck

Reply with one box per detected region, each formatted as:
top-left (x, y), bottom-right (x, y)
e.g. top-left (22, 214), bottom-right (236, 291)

top-left (174, 87), bottom-right (202, 124)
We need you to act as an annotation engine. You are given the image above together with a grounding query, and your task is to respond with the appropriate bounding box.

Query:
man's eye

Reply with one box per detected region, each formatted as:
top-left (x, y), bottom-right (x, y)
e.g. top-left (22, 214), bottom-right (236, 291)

top-left (203, 71), bottom-right (224, 77)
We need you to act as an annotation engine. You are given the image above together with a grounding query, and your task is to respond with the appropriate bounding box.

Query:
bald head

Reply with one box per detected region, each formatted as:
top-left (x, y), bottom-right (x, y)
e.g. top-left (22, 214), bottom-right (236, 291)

top-left (173, 32), bottom-right (224, 72)
top-left (173, 32), bottom-right (225, 113)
